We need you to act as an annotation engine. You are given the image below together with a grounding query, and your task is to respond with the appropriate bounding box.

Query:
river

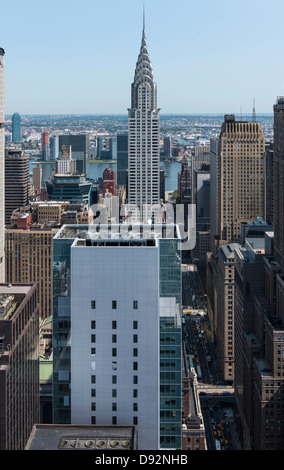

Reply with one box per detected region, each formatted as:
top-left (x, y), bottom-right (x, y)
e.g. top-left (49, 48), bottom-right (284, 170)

top-left (30, 159), bottom-right (183, 192)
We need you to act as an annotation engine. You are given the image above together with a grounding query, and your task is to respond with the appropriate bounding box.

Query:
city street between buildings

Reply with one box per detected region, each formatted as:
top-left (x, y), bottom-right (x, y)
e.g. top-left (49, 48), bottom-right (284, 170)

top-left (182, 262), bottom-right (242, 450)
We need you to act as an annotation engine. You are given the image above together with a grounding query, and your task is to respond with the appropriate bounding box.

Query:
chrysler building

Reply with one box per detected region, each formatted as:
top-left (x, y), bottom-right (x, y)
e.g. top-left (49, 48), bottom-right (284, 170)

top-left (127, 18), bottom-right (160, 222)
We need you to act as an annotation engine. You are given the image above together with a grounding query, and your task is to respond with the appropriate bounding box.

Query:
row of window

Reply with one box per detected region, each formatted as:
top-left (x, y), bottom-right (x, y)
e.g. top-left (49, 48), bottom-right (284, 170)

top-left (91, 300), bottom-right (138, 310)
top-left (91, 416), bottom-right (138, 425)
top-left (90, 401), bottom-right (138, 411)
top-left (91, 321), bottom-right (138, 330)
top-left (90, 342), bottom-right (138, 357)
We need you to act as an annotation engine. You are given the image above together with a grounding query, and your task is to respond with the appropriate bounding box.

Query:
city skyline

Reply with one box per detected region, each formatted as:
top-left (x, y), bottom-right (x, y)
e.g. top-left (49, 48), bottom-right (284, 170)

top-left (1, 0), bottom-right (284, 115)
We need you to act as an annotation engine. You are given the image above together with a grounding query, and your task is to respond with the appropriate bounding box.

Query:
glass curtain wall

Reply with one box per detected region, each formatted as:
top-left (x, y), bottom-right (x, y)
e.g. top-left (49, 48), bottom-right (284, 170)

top-left (159, 238), bottom-right (182, 449)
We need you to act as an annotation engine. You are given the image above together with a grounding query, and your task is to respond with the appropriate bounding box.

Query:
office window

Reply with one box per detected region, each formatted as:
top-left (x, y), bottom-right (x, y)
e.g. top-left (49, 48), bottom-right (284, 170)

top-left (133, 300), bottom-right (138, 309)
top-left (91, 300), bottom-right (96, 309)
top-left (133, 417), bottom-right (138, 425)
top-left (112, 301), bottom-right (117, 309)
top-left (91, 321), bottom-right (96, 329)
top-left (133, 389), bottom-right (138, 398)
top-left (133, 376), bottom-right (138, 384)
top-left (112, 375), bottom-right (117, 384)
top-left (133, 334), bottom-right (138, 343)
top-left (133, 362), bottom-right (138, 371)
top-left (91, 375), bottom-right (96, 384)
top-left (112, 389), bottom-right (117, 398)
top-left (112, 348), bottom-right (117, 357)
top-left (92, 416), bottom-right (96, 424)
top-left (133, 348), bottom-right (138, 357)
top-left (91, 348), bottom-right (96, 355)
top-left (91, 403), bottom-right (96, 411)
top-left (91, 334), bottom-right (96, 343)
top-left (133, 321), bottom-right (138, 329)
top-left (91, 389), bottom-right (96, 397)
top-left (112, 334), bottom-right (117, 343)
top-left (112, 416), bottom-right (117, 425)
top-left (133, 403), bottom-right (138, 412)
top-left (112, 321), bottom-right (117, 329)
top-left (112, 403), bottom-right (117, 412)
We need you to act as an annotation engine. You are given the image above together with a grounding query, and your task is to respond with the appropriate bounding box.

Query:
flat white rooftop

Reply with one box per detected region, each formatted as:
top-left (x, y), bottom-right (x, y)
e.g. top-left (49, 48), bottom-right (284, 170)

top-left (0, 284), bottom-right (33, 295)
top-left (55, 224), bottom-right (180, 241)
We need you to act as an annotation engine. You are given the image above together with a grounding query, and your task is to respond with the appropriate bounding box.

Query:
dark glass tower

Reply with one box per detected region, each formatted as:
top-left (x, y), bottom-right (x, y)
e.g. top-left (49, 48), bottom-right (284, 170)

top-left (59, 134), bottom-right (89, 176)
top-left (12, 112), bottom-right (21, 143)
top-left (5, 148), bottom-right (29, 226)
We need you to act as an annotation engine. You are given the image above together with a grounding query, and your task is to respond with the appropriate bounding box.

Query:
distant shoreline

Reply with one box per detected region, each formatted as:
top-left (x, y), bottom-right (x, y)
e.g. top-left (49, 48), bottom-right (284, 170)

top-left (5, 113), bottom-right (274, 119)
top-left (89, 160), bottom-right (116, 164)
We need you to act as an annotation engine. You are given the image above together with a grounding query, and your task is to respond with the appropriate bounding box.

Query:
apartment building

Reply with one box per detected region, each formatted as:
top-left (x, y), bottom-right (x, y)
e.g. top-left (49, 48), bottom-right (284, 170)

top-left (0, 283), bottom-right (39, 449)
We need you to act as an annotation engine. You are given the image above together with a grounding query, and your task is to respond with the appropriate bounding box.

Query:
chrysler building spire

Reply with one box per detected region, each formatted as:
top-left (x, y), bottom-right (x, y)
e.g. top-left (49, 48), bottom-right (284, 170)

top-left (128, 14), bottom-right (160, 221)
top-left (143, 3), bottom-right (145, 37)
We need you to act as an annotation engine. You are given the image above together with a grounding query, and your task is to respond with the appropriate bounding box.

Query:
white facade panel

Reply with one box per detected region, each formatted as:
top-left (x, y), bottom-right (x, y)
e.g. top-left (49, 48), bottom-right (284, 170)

top-left (70, 243), bottom-right (160, 450)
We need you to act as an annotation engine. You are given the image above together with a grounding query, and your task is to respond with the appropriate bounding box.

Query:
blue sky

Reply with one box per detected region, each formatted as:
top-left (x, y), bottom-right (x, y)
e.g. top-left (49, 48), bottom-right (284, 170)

top-left (1, 0), bottom-right (284, 115)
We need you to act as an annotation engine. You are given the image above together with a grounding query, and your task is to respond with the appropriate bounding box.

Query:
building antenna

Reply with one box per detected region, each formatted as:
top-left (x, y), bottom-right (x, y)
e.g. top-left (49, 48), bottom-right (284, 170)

top-left (143, 3), bottom-right (146, 32)
top-left (252, 98), bottom-right (256, 122)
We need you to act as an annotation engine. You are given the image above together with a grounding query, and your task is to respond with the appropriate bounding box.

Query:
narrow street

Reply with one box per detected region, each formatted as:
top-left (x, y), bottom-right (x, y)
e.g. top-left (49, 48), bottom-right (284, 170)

top-left (182, 262), bottom-right (242, 450)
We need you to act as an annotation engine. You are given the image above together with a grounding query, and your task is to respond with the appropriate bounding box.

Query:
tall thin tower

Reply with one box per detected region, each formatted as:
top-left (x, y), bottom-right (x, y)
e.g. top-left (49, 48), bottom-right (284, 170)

top-left (12, 112), bottom-right (21, 143)
top-left (273, 97), bottom-right (284, 268)
top-left (252, 98), bottom-right (256, 123)
top-left (128, 12), bottom-right (160, 221)
top-left (0, 48), bottom-right (5, 282)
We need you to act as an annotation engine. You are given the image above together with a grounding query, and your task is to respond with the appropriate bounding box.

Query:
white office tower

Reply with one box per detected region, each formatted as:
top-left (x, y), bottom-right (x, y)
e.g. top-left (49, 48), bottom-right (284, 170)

top-left (52, 224), bottom-right (182, 450)
top-left (127, 21), bottom-right (160, 222)
top-left (0, 48), bottom-right (5, 281)
top-left (56, 144), bottom-right (76, 174)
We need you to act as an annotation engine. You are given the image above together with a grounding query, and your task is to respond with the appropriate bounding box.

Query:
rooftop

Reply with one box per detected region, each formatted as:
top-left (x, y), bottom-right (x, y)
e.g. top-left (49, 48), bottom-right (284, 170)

top-left (220, 243), bottom-right (241, 262)
top-left (245, 237), bottom-right (266, 253)
top-left (25, 425), bottom-right (137, 450)
top-left (55, 223), bottom-right (180, 243)
top-left (254, 358), bottom-right (273, 377)
top-left (0, 284), bottom-right (33, 296)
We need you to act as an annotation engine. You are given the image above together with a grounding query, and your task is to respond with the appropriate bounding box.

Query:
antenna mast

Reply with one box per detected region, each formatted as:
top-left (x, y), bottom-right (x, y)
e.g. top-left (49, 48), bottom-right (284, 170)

top-left (252, 98), bottom-right (256, 122)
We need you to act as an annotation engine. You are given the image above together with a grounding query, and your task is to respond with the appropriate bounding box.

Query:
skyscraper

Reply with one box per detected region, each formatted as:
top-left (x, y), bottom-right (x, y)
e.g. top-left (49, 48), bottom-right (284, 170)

top-left (219, 99), bottom-right (284, 450)
top-left (117, 131), bottom-right (128, 187)
top-left (56, 145), bottom-right (76, 174)
top-left (207, 115), bottom-right (267, 389)
top-left (50, 135), bottom-right (59, 161)
top-left (32, 162), bottom-right (42, 193)
top-left (52, 224), bottom-right (182, 450)
top-left (46, 174), bottom-right (92, 207)
top-left (273, 97), bottom-right (284, 267)
top-left (102, 167), bottom-right (116, 196)
top-left (216, 115), bottom-right (266, 247)
top-left (58, 134), bottom-right (89, 175)
top-left (127, 19), bottom-right (160, 221)
top-left (265, 142), bottom-right (274, 225)
top-left (41, 131), bottom-right (50, 161)
top-left (178, 156), bottom-right (191, 205)
top-left (0, 283), bottom-right (40, 450)
top-left (0, 48), bottom-right (4, 282)
top-left (5, 148), bottom-right (29, 226)
top-left (5, 220), bottom-right (57, 321)
top-left (12, 112), bottom-right (21, 143)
